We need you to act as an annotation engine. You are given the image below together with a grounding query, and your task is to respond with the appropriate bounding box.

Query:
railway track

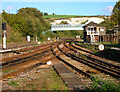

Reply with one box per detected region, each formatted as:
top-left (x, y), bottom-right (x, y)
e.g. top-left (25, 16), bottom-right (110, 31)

top-left (51, 42), bottom-right (94, 89)
top-left (0, 42), bottom-right (36, 50)
top-left (2, 39), bottom-right (119, 90)
top-left (2, 41), bottom-right (63, 79)
top-left (62, 41), bottom-right (120, 78)
top-left (52, 46), bottom-right (93, 78)
top-left (1, 41), bottom-right (59, 67)
top-left (50, 41), bottom-right (119, 89)
top-left (72, 41), bottom-right (120, 62)
top-left (71, 42), bottom-right (120, 69)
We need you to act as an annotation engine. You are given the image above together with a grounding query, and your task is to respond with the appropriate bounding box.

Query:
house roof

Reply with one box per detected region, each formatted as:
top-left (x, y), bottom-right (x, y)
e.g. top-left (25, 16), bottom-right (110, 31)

top-left (83, 21), bottom-right (100, 28)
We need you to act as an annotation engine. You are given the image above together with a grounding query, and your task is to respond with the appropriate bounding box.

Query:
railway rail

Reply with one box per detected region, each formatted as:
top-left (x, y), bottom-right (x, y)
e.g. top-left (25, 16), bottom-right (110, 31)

top-left (72, 41), bottom-right (120, 61)
top-left (2, 39), bottom-right (119, 90)
top-left (64, 40), bottom-right (120, 67)
top-left (0, 42), bottom-right (36, 50)
top-left (62, 41), bottom-right (120, 78)
top-left (2, 41), bottom-right (62, 79)
top-left (51, 42), bottom-right (117, 89)
top-left (71, 42), bottom-right (120, 69)
top-left (2, 41), bottom-right (74, 79)
top-left (51, 43), bottom-right (94, 89)
top-left (52, 46), bottom-right (92, 78)
top-left (1, 41), bottom-right (59, 66)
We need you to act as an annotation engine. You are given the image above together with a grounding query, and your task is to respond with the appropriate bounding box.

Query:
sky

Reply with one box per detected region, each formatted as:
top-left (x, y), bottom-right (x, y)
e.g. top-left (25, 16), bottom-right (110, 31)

top-left (1, 0), bottom-right (118, 16)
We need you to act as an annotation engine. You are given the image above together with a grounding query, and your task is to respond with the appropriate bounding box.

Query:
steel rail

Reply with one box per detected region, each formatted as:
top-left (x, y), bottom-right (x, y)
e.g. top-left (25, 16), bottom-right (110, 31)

top-left (61, 42), bottom-right (120, 78)
top-left (2, 42), bottom-right (63, 79)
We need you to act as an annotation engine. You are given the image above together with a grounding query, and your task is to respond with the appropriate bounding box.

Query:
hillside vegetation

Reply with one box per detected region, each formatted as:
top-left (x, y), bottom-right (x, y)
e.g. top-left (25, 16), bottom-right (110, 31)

top-left (43, 15), bottom-right (99, 19)
top-left (2, 7), bottom-right (50, 42)
top-left (1, 1), bottom-right (119, 43)
top-left (2, 8), bottom-right (86, 43)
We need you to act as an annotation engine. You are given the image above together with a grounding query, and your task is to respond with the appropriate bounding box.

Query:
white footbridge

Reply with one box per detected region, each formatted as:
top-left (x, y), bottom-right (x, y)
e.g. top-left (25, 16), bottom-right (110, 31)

top-left (51, 24), bottom-right (85, 31)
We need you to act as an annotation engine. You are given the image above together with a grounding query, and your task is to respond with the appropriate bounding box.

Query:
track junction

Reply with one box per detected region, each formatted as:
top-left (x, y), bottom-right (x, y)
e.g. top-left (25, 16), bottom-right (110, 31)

top-left (1, 39), bottom-right (120, 90)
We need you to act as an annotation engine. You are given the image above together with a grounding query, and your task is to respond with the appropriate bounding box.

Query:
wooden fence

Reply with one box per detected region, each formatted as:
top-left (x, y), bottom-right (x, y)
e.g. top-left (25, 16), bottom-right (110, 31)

top-left (104, 33), bottom-right (119, 43)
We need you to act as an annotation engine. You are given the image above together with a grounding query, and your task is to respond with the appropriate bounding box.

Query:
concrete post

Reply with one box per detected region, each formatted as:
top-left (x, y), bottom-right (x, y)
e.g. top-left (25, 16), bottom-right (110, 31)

top-left (3, 30), bottom-right (6, 49)
top-left (36, 36), bottom-right (38, 42)
top-left (27, 36), bottom-right (30, 42)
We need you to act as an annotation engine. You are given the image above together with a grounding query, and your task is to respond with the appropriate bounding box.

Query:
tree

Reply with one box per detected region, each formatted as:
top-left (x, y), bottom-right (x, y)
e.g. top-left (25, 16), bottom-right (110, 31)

top-left (100, 18), bottom-right (115, 32)
top-left (100, 1), bottom-right (120, 32)
top-left (17, 7), bottom-right (43, 18)
top-left (111, 1), bottom-right (120, 26)
top-left (44, 12), bottom-right (48, 15)
top-left (60, 21), bottom-right (68, 24)
top-left (2, 7), bottom-right (50, 38)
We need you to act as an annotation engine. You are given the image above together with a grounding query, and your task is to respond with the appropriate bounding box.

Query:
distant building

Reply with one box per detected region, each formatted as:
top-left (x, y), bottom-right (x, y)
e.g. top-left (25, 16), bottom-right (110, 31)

top-left (83, 21), bottom-right (106, 43)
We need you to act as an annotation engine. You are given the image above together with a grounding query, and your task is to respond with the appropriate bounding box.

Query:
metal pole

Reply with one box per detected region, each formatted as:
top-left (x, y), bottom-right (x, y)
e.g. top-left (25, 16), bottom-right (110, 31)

top-left (3, 30), bottom-right (6, 49)
top-left (93, 28), bottom-right (94, 43)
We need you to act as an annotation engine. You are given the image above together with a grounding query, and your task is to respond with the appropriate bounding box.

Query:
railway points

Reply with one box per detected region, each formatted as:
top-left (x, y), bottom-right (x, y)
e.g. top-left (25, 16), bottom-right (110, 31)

top-left (1, 39), bottom-right (120, 91)
top-left (1, 1), bottom-right (120, 90)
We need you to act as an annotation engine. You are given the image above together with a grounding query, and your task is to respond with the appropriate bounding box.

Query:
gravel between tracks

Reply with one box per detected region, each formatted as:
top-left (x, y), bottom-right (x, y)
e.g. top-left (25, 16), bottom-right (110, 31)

top-left (2, 64), bottom-right (69, 90)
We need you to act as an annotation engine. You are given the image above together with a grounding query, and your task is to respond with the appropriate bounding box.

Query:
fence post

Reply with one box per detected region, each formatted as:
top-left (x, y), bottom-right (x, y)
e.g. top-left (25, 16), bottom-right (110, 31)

top-left (111, 34), bottom-right (113, 43)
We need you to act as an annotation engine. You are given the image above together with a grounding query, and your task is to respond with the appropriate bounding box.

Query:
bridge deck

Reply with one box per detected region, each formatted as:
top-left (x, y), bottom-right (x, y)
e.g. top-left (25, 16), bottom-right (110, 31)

top-left (51, 24), bottom-right (85, 31)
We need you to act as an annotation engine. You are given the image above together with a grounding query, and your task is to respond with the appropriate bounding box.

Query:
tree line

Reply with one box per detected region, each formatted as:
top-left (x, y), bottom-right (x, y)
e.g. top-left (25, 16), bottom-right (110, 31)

top-left (2, 7), bottom-right (51, 39)
top-left (100, 1), bottom-right (120, 33)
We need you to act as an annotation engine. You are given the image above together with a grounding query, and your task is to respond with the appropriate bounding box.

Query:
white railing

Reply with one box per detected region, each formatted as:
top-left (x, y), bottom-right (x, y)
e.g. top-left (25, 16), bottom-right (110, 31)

top-left (51, 24), bottom-right (85, 31)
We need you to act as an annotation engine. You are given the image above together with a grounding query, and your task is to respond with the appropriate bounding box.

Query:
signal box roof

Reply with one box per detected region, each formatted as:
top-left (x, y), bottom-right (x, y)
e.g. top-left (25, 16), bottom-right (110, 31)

top-left (83, 21), bottom-right (100, 28)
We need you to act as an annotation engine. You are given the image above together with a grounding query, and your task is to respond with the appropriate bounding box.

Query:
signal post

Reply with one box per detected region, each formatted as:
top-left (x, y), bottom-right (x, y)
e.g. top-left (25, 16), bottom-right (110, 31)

top-left (2, 23), bottom-right (6, 49)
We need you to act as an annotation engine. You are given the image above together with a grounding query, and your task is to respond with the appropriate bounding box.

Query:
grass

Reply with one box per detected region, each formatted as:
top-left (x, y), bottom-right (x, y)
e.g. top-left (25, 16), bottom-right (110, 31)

top-left (76, 42), bottom-right (98, 52)
top-left (48, 70), bottom-right (69, 90)
top-left (95, 42), bottom-right (120, 48)
top-left (75, 42), bottom-right (120, 62)
top-left (3, 69), bottom-right (11, 73)
top-left (42, 15), bottom-right (98, 19)
top-left (14, 67), bottom-right (69, 90)
top-left (90, 75), bottom-right (120, 91)
top-left (2, 69), bottom-right (16, 74)
top-left (33, 44), bottom-right (40, 47)
top-left (8, 80), bottom-right (18, 86)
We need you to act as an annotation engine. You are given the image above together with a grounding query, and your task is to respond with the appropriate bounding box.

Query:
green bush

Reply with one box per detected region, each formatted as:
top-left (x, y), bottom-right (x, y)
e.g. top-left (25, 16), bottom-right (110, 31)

top-left (2, 7), bottom-right (50, 38)
top-left (8, 80), bottom-right (18, 86)
top-left (91, 75), bottom-right (120, 91)
top-left (52, 30), bottom-right (83, 38)
top-left (7, 30), bottom-right (24, 42)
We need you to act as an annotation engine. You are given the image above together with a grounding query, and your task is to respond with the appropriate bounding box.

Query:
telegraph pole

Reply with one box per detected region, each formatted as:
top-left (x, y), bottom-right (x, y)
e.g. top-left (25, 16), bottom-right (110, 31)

top-left (2, 23), bottom-right (6, 49)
